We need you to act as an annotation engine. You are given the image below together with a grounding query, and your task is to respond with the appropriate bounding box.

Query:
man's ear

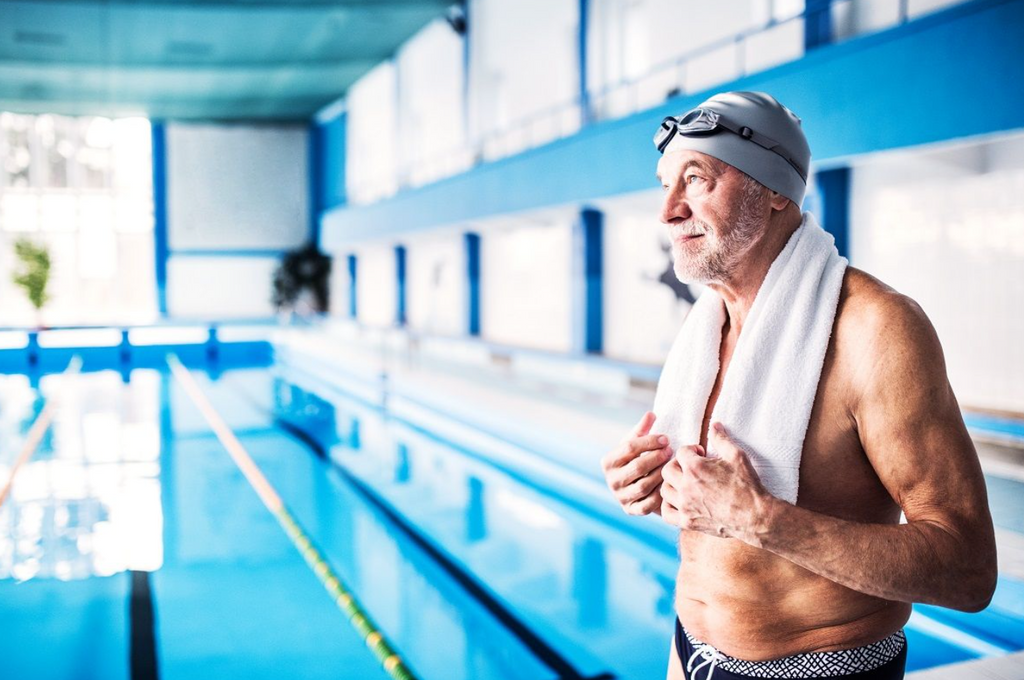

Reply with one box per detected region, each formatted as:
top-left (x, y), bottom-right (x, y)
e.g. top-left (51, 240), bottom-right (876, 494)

top-left (768, 191), bottom-right (790, 212)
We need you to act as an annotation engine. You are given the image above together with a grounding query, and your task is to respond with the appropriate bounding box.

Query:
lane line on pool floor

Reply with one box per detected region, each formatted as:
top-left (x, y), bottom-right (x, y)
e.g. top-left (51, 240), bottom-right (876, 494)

top-left (0, 355), bottom-right (82, 509)
top-left (221, 372), bottom-right (615, 680)
top-left (166, 354), bottom-right (420, 680)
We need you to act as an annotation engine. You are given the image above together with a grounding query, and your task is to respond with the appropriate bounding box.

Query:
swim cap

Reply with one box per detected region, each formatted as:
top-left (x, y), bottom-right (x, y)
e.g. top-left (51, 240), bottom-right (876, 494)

top-left (661, 91), bottom-right (810, 205)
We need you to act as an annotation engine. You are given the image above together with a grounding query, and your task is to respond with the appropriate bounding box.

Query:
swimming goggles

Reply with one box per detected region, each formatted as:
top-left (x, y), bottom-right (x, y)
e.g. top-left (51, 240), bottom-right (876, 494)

top-left (653, 107), bottom-right (807, 181)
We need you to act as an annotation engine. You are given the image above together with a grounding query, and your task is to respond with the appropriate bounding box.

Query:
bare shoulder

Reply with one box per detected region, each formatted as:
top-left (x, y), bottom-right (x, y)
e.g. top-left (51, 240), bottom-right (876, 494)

top-left (837, 267), bottom-right (921, 327)
top-left (836, 267), bottom-right (940, 355)
top-left (832, 268), bottom-right (950, 406)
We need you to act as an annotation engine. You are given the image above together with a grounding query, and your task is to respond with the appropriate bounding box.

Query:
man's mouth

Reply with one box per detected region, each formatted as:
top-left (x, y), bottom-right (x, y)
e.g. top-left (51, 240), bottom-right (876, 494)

top-left (677, 234), bottom-right (704, 243)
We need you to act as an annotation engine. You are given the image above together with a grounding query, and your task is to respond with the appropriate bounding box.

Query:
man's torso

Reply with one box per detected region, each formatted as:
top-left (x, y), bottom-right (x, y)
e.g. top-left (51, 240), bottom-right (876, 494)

top-left (675, 267), bottom-right (912, 660)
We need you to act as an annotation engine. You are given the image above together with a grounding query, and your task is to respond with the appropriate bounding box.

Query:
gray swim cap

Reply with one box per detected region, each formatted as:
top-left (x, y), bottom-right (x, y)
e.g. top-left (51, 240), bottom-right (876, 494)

top-left (657, 91), bottom-right (811, 205)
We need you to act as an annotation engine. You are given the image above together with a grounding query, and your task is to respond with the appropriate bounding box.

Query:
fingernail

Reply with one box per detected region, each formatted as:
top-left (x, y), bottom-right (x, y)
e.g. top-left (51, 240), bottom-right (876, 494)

top-left (658, 435), bottom-right (668, 446)
top-left (712, 422), bottom-right (723, 434)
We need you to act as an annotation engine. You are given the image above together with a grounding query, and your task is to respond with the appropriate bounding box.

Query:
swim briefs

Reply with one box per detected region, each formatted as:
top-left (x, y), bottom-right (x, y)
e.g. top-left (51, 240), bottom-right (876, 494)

top-left (674, 618), bottom-right (907, 680)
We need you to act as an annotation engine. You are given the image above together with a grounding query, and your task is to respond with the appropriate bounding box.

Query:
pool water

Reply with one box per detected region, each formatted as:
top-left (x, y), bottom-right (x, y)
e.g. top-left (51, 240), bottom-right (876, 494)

top-left (1, 361), bottom-right (1022, 679)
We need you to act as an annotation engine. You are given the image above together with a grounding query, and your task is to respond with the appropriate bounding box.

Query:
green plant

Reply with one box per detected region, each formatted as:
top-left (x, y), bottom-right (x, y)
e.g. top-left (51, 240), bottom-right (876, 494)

top-left (12, 237), bottom-right (51, 312)
top-left (272, 244), bottom-right (331, 313)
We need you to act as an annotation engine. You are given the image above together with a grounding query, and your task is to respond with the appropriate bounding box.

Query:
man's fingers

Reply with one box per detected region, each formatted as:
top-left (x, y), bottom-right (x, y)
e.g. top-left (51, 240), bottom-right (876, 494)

top-left (661, 496), bottom-right (680, 523)
top-left (661, 457), bottom-right (683, 485)
top-left (621, 465), bottom-right (664, 503)
top-left (626, 491), bottom-right (662, 516)
top-left (632, 411), bottom-right (656, 438)
top-left (710, 422), bottom-right (741, 459)
top-left (678, 444), bottom-right (705, 457)
top-left (617, 445), bottom-right (673, 487)
top-left (607, 433), bottom-right (669, 472)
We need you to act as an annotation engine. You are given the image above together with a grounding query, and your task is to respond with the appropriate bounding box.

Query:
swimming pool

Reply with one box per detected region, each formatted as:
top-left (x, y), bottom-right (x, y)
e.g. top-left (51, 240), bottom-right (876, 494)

top-left (1, 357), bottom-right (1022, 679)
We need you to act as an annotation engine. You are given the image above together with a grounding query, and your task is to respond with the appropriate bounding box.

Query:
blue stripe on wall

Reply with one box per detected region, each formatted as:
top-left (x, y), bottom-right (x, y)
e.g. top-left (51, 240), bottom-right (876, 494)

top-left (815, 167), bottom-right (850, 259)
top-left (578, 0), bottom-right (591, 126)
top-left (395, 245), bottom-right (407, 326)
top-left (347, 254), bottom-right (357, 319)
top-left (151, 121), bottom-right (168, 317)
top-left (308, 122), bottom-right (321, 246)
top-left (464, 232), bottom-right (481, 337)
top-left (574, 208), bottom-right (603, 354)
top-left (804, 0), bottom-right (833, 50)
top-left (312, 111), bottom-right (347, 251)
top-left (321, 0), bottom-right (1024, 247)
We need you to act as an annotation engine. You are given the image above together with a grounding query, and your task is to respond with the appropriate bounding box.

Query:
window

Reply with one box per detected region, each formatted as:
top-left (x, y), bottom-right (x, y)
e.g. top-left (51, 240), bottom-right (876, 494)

top-left (0, 113), bottom-right (156, 327)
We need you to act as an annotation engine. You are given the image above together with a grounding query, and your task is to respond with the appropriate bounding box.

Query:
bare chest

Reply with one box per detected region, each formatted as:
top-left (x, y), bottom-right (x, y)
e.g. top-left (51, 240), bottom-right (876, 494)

top-left (698, 330), bottom-right (895, 519)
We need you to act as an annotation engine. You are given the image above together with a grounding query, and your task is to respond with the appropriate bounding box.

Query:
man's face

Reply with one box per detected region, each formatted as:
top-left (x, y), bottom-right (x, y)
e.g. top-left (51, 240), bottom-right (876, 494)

top-left (655, 148), bottom-right (770, 285)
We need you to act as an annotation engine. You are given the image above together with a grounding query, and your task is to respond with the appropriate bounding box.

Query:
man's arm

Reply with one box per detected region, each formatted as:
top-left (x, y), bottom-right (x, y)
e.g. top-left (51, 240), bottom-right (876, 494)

top-left (661, 293), bottom-right (998, 612)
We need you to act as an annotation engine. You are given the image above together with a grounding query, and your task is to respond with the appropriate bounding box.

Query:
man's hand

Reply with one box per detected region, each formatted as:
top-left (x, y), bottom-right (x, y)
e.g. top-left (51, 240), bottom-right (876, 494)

top-left (661, 422), bottom-right (774, 543)
top-left (601, 411), bottom-right (674, 516)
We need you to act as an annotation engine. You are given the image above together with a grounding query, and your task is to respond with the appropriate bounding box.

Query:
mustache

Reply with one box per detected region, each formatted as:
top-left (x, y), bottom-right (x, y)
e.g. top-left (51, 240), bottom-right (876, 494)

top-left (672, 220), bottom-right (712, 238)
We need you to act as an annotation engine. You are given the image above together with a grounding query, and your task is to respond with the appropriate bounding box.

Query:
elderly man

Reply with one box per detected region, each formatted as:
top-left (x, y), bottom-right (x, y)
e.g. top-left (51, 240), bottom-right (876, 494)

top-left (601, 91), bottom-right (997, 680)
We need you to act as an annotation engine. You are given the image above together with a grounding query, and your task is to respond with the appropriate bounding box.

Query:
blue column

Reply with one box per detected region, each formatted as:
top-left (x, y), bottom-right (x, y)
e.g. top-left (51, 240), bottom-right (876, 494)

top-left (394, 245), bottom-right (407, 327)
top-left (311, 111), bottom-right (347, 249)
top-left (347, 254), bottom-right (358, 319)
top-left (578, 0), bottom-right (592, 125)
top-left (119, 329), bottom-right (131, 365)
top-left (308, 123), bottom-right (321, 248)
top-left (573, 207), bottom-right (603, 354)
top-left (804, 0), bottom-right (833, 51)
top-left (815, 167), bottom-right (851, 260)
top-left (464, 232), bottom-right (481, 337)
top-left (151, 121), bottom-right (169, 317)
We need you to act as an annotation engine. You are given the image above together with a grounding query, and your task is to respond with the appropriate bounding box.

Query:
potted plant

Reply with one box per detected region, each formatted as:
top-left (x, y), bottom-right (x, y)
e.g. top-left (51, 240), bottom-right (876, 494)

top-left (12, 237), bottom-right (51, 329)
top-left (271, 244), bottom-right (331, 321)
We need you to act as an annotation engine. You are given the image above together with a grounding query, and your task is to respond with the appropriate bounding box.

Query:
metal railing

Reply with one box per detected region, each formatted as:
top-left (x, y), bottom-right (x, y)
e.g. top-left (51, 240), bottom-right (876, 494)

top-left (359, 0), bottom-right (955, 200)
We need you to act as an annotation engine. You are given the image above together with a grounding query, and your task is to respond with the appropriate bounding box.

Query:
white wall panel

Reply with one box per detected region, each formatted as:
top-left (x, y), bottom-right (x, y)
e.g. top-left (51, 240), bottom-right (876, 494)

top-left (396, 19), bottom-right (468, 186)
top-left (406, 234), bottom-right (465, 336)
top-left (587, 0), bottom-right (789, 117)
top-left (601, 194), bottom-right (700, 364)
top-left (166, 256), bottom-right (277, 318)
top-left (469, 0), bottom-right (579, 156)
top-left (850, 134), bottom-right (1024, 413)
top-left (355, 245), bottom-right (397, 328)
top-left (480, 221), bottom-right (573, 351)
top-left (166, 123), bottom-right (308, 250)
top-left (346, 62), bottom-right (399, 205)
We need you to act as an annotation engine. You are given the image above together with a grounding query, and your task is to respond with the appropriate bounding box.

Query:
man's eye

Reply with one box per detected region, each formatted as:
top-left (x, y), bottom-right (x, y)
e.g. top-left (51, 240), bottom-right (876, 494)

top-left (686, 175), bottom-right (703, 185)
top-left (662, 184), bottom-right (670, 191)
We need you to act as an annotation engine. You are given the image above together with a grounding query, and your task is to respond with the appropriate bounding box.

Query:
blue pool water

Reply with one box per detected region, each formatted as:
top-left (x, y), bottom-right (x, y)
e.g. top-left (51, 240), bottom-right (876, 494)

top-left (1, 359), bottom-right (1022, 679)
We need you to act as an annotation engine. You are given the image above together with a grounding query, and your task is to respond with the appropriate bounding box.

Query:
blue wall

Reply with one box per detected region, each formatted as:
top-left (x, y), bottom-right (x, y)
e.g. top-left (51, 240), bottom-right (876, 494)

top-left (151, 121), bottom-right (169, 317)
top-left (320, 0), bottom-right (1024, 247)
top-left (312, 111), bottom-right (347, 221)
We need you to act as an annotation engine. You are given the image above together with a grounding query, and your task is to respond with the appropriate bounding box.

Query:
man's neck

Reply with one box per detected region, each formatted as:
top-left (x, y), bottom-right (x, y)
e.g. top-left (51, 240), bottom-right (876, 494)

top-left (707, 211), bottom-right (803, 337)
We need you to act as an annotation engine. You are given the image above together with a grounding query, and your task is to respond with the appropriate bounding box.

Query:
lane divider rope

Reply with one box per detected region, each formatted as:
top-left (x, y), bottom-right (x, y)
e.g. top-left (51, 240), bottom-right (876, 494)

top-left (0, 355), bottom-right (83, 510)
top-left (166, 354), bottom-right (419, 680)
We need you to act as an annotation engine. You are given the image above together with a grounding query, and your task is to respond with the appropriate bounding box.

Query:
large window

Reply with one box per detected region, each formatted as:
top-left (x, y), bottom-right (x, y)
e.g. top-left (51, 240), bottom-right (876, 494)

top-left (0, 113), bottom-right (155, 327)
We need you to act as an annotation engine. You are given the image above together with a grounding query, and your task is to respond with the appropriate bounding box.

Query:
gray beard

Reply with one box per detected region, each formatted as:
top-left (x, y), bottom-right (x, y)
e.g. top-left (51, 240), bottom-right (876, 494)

top-left (671, 182), bottom-right (769, 285)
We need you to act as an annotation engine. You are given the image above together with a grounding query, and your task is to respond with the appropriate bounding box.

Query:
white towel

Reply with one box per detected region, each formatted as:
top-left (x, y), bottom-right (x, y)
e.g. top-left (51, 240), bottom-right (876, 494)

top-left (651, 212), bottom-right (848, 504)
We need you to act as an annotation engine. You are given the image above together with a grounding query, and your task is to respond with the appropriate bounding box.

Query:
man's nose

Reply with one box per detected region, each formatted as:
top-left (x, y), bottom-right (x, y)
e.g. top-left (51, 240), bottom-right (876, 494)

top-left (659, 189), bottom-right (692, 224)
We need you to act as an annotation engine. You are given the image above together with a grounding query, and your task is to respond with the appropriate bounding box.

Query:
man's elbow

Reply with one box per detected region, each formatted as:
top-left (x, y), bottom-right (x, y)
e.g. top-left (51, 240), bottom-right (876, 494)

top-left (949, 559), bottom-right (997, 613)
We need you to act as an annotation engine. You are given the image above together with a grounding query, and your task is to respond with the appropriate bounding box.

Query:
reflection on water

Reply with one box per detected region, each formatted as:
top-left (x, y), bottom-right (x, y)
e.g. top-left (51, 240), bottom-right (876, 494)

top-left (0, 370), bottom-right (163, 581)
top-left (266, 369), bottom-right (678, 679)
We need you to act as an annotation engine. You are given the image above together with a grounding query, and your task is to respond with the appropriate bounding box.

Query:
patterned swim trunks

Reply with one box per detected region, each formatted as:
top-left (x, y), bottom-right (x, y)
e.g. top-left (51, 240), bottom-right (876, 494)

top-left (674, 618), bottom-right (907, 680)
